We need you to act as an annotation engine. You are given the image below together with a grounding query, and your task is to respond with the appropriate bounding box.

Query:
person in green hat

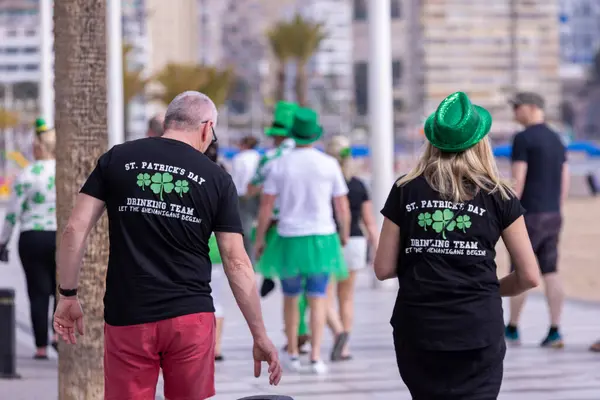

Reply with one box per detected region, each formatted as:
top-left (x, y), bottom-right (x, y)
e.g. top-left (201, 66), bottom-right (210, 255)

top-left (373, 91), bottom-right (540, 398)
top-left (254, 107), bottom-right (350, 375)
top-left (246, 100), bottom-right (312, 351)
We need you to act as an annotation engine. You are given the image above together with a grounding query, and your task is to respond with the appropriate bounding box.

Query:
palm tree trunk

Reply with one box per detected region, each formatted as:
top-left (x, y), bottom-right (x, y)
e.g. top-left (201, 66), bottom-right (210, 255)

top-left (275, 63), bottom-right (286, 102)
top-left (295, 62), bottom-right (308, 107)
top-left (54, 0), bottom-right (109, 399)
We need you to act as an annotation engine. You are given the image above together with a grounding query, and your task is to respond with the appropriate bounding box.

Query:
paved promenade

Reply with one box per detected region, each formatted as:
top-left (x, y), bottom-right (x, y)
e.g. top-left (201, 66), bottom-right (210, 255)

top-left (1, 244), bottom-right (599, 400)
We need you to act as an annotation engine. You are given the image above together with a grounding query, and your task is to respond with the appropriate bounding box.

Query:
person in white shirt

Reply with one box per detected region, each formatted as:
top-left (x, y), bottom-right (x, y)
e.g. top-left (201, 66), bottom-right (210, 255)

top-left (255, 107), bottom-right (351, 375)
top-left (231, 135), bottom-right (260, 258)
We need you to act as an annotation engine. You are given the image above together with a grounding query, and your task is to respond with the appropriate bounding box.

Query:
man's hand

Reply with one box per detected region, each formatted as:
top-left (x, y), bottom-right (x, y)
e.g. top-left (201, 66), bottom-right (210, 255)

top-left (53, 296), bottom-right (85, 344)
top-left (253, 335), bottom-right (282, 385)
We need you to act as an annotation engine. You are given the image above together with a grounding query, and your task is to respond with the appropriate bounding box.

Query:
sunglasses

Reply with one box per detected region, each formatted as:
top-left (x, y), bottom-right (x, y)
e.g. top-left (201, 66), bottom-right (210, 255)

top-left (201, 120), bottom-right (217, 143)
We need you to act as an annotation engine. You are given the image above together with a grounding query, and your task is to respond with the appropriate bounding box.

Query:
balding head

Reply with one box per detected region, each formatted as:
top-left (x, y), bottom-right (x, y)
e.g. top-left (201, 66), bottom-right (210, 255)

top-left (162, 91), bottom-right (218, 153)
top-left (164, 91), bottom-right (218, 131)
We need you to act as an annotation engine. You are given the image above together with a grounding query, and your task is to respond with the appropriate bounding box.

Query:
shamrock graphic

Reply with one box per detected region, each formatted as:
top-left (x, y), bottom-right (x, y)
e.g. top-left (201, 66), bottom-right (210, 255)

top-left (47, 176), bottom-right (55, 190)
top-left (136, 173), bottom-right (151, 191)
top-left (5, 213), bottom-right (16, 225)
top-left (150, 172), bottom-right (174, 201)
top-left (22, 201), bottom-right (30, 213)
top-left (417, 212), bottom-right (433, 231)
top-left (431, 209), bottom-right (456, 239)
top-left (33, 223), bottom-right (45, 231)
top-left (174, 180), bottom-right (189, 197)
top-left (456, 215), bottom-right (472, 233)
top-left (32, 192), bottom-right (46, 204)
top-left (48, 207), bottom-right (55, 213)
top-left (31, 164), bottom-right (44, 175)
top-left (14, 183), bottom-right (31, 196)
top-left (14, 183), bottom-right (24, 196)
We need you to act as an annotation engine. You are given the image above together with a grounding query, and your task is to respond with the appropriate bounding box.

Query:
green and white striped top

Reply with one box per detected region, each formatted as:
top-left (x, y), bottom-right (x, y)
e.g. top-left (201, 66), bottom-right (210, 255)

top-left (0, 159), bottom-right (57, 244)
top-left (250, 138), bottom-right (295, 219)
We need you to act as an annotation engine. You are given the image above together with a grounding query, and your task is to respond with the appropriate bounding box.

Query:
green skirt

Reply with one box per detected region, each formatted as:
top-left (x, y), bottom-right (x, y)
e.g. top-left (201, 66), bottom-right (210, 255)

top-left (253, 225), bottom-right (279, 278)
top-left (256, 233), bottom-right (348, 280)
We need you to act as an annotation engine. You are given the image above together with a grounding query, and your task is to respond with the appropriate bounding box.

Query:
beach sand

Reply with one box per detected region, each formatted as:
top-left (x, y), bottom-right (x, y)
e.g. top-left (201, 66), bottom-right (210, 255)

top-left (496, 176), bottom-right (600, 302)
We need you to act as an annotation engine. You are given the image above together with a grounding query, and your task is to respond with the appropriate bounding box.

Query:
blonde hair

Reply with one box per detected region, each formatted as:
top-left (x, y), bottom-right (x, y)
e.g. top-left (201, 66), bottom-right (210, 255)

top-left (325, 135), bottom-right (353, 180)
top-left (397, 137), bottom-right (514, 202)
top-left (34, 128), bottom-right (56, 158)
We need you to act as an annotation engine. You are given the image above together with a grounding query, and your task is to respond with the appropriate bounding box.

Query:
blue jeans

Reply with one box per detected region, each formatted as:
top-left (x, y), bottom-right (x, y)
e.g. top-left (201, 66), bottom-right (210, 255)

top-left (280, 274), bottom-right (330, 297)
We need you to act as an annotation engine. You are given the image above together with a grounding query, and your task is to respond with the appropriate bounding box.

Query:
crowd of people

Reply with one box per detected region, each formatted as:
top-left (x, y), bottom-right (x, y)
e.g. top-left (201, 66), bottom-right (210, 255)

top-left (0, 88), bottom-right (598, 399)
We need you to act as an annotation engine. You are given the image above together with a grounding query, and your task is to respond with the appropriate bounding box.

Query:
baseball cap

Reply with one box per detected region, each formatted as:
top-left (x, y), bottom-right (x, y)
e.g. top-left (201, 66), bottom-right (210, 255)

top-left (509, 92), bottom-right (545, 109)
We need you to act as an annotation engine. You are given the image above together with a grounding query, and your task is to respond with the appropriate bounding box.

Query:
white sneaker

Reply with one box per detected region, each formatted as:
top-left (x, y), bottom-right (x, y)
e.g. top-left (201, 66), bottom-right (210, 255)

top-left (310, 359), bottom-right (328, 375)
top-left (282, 353), bottom-right (302, 372)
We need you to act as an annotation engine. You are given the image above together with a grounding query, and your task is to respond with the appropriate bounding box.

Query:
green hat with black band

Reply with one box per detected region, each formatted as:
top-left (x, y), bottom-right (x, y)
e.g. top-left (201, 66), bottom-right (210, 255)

top-left (289, 107), bottom-right (323, 145)
top-left (423, 91), bottom-right (492, 153)
top-left (265, 101), bottom-right (298, 137)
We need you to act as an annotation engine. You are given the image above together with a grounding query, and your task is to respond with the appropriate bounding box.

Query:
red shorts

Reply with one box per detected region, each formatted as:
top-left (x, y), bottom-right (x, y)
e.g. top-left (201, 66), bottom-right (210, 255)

top-left (104, 312), bottom-right (215, 400)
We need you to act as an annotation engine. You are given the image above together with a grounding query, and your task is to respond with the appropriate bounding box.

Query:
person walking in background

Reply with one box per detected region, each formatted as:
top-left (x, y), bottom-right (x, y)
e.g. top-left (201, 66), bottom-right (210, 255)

top-left (247, 101), bottom-right (312, 352)
top-left (231, 135), bottom-right (260, 260)
top-left (146, 113), bottom-right (164, 137)
top-left (0, 118), bottom-right (57, 359)
top-left (375, 92), bottom-right (540, 399)
top-left (53, 91), bottom-right (281, 399)
top-left (205, 141), bottom-right (229, 362)
top-left (506, 92), bottom-right (569, 348)
top-left (255, 108), bottom-right (350, 375)
top-left (325, 135), bottom-right (379, 362)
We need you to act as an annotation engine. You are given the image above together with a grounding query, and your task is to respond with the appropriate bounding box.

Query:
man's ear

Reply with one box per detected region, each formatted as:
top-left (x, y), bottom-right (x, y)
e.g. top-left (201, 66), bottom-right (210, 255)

top-left (201, 121), bottom-right (211, 143)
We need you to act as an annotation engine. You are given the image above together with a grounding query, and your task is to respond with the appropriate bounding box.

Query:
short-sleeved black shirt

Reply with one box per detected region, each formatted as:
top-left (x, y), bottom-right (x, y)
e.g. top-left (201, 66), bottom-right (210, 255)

top-left (80, 137), bottom-right (243, 326)
top-left (381, 176), bottom-right (524, 351)
top-left (511, 123), bottom-right (566, 213)
top-left (346, 177), bottom-right (369, 237)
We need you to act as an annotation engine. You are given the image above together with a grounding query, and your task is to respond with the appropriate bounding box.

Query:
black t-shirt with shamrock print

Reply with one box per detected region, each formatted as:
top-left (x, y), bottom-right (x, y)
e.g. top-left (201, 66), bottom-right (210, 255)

top-left (381, 175), bottom-right (524, 351)
top-left (80, 137), bottom-right (243, 326)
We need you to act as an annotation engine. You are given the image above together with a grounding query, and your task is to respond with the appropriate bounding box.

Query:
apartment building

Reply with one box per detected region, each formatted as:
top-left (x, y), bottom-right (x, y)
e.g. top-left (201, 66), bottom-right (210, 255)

top-left (560, 0), bottom-right (600, 68)
top-left (422, 0), bottom-right (561, 138)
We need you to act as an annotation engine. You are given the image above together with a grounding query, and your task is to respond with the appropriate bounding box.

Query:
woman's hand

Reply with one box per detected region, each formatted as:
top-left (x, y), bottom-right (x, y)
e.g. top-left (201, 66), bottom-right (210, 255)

top-left (254, 237), bottom-right (265, 261)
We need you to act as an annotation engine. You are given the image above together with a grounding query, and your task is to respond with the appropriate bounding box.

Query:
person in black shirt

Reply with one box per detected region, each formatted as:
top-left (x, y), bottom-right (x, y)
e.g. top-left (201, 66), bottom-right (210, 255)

top-left (507, 91), bottom-right (569, 348)
top-left (52, 91), bottom-right (282, 399)
top-left (375, 92), bottom-right (540, 399)
top-left (325, 135), bottom-right (379, 362)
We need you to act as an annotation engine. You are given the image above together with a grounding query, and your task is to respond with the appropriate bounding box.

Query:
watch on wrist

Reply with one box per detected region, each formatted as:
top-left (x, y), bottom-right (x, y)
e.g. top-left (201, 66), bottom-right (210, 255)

top-left (58, 286), bottom-right (78, 297)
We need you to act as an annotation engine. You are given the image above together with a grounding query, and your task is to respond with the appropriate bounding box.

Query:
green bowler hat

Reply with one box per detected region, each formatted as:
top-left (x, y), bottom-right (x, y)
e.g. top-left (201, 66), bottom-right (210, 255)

top-left (424, 91), bottom-right (492, 152)
top-left (265, 101), bottom-right (298, 137)
top-left (289, 107), bottom-right (323, 145)
top-left (35, 117), bottom-right (50, 134)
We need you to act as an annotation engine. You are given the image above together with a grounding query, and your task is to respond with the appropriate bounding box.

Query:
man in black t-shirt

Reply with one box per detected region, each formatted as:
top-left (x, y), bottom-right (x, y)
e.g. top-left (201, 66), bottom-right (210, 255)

top-left (507, 91), bottom-right (569, 348)
top-left (52, 91), bottom-right (281, 399)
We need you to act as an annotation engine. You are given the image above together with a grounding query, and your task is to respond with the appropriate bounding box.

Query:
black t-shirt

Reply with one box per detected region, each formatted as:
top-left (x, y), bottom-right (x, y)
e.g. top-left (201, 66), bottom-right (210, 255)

top-left (333, 177), bottom-right (369, 237)
top-left (511, 123), bottom-right (566, 213)
top-left (381, 176), bottom-right (524, 351)
top-left (80, 137), bottom-right (243, 326)
top-left (348, 177), bottom-right (369, 237)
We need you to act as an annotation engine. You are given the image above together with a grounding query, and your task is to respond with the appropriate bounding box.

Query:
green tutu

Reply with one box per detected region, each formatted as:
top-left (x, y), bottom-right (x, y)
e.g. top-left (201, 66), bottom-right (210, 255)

top-left (256, 233), bottom-right (348, 280)
top-left (253, 225), bottom-right (279, 278)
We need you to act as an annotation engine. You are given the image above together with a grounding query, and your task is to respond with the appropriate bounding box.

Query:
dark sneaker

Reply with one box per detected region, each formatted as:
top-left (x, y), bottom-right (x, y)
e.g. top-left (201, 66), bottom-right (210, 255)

top-left (505, 325), bottom-right (521, 345)
top-left (541, 331), bottom-right (564, 348)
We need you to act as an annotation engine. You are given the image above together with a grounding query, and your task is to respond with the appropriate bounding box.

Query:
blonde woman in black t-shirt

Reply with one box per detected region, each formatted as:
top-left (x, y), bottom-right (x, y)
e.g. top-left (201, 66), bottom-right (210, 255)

top-left (374, 92), bottom-right (541, 399)
top-left (325, 136), bottom-right (379, 362)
